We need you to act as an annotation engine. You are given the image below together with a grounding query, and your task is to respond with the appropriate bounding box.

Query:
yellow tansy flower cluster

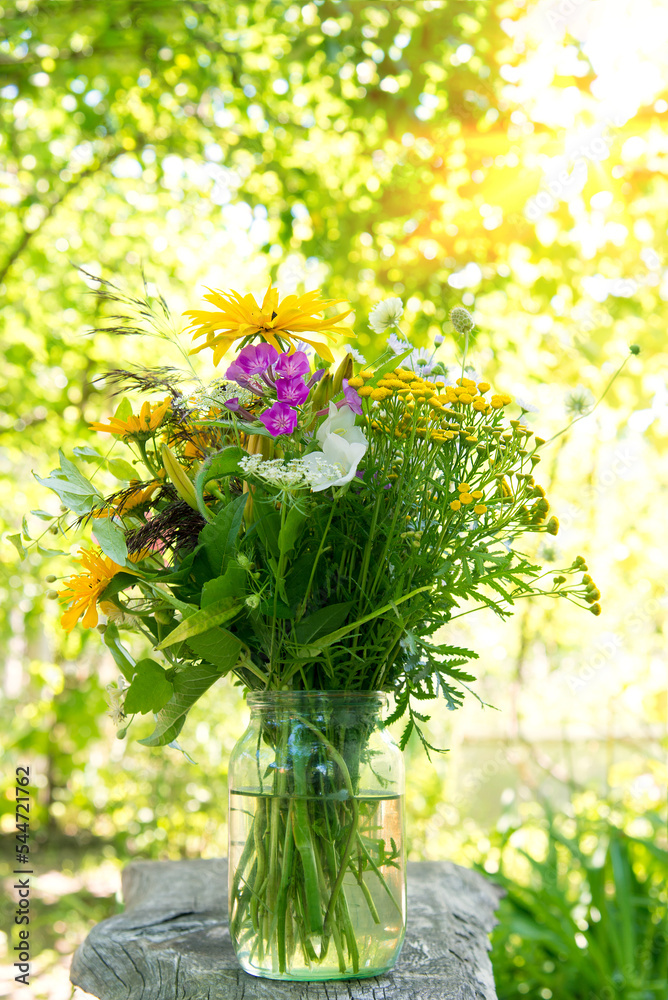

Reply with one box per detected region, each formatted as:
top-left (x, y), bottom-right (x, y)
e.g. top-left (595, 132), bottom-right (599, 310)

top-left (352, 368), bottom-right (514, 449)
top-left (449, 481), bottom-right (487, 514)
top-left (352, 370), bottom-right (513, 415)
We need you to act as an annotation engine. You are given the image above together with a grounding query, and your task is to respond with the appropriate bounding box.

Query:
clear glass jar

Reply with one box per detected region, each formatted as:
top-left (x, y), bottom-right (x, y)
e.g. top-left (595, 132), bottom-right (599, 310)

top-left (228, 691), bottom-right (405, 981)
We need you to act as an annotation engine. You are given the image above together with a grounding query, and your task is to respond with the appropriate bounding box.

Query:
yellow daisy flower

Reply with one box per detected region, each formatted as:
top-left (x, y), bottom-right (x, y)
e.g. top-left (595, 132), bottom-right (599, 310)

top-left (90, 398), bottom-right (171, 439)
top-left (184, 284), bottom-right (352, 365)
top-left (58, 548), bottom-right (127, 632)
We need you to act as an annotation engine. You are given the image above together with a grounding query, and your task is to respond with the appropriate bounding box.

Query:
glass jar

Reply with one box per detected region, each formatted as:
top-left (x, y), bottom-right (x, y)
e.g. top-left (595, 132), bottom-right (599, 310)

top-left (228, 691), bottom-right (405, 981)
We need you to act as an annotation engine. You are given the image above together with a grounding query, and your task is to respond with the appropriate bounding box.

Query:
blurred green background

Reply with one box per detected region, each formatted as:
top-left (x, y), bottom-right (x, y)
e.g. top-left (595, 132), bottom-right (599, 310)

top-left (0, 1), bottom-right (666, 998)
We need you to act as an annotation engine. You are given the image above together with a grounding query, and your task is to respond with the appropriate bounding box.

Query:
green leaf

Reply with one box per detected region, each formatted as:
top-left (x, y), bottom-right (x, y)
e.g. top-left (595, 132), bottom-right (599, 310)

top-left (92, 518), bottom-right (128, 565)
top-left (21, 515), bottom-right (31, 540)
top-left (102, 624), bottom-right (136, 682)
top-left (251, 502), bottom-right (281, 559)
top-left (73, 446), bottom-right (103, 462)
top-left (137, 660), bottom-right (225, 746)
top-left (114, 397), bottom-right (133, 420)
top-left (99, 572), bottom-right (140, 605)
top-left (186, 626), bottom-right (243, 673)
top-left (154, 596), bottom-right (241, 649)
top-left (199, 492), bottom-right (248, 575)
top-left (368, 348), bottom-right (414, 386)
top-left (314, 586), bottom-right (432, 648)
top-left (107, 458), bottom-right (138, 480)
top-left (7, 534), bottom-right (26, 559)
top-left (279, 505), bottom-right (307, 558)
top-left (201, 563), bottom-right (247, 606)
top-left (36, 544), bottom-right (65, 557)
top-left (30, 509), bottom-right (56, 521)
top-left (194, 446), bottom-right (246, 518)
top-left (34, 451), bottom-right (102, 514)
top-left (294, 601), bottom-right (353, 645)
top-left (123, 658), bottom-right (174, 715)
top-left (200, 419), bottom-right (275, 438)
top-left (258, 599), bottom-right (293, 618)
top-left (167, 739), bottom-right (198, 764)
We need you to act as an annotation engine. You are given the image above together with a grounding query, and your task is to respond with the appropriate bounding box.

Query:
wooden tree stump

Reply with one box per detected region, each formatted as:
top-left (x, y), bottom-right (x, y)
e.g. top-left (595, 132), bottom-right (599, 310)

top-left (70, 859), bottom-right (504, 1000)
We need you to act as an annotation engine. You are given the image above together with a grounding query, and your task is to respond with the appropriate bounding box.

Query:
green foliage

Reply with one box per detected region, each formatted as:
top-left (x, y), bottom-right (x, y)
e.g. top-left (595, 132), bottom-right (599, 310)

top-left (123, 658), bottom-right (173, 715)
top-left (487, 798), bottom-right (668, 1000)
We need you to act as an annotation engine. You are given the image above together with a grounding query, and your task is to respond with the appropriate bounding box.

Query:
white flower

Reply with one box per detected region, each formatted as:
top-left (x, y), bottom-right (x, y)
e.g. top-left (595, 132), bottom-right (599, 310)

top-left (406, 348), bottom-right (436, 376)
top-left (239, 455), bottom-right (313, 492)
top-left (387, 331), bottom-right (412, 355)
top-left (565, 384), bottom-right (595, 417)
top-left (369, 297), bottom-right (404, 334)
top-left (239, 449), bottom-right (343, 494)
top-left (302, 435), bottom-right (367, 492)
top-left (304, 402), bottom-right (369, 492)
top-left (316, 402), bottom-right (367, 449)
top-left (343, 344), bottom-right (367, 364)
top-left (515, 396), bottom-right (539, 414)
top-left (105, 680), bottom-right (127, 726)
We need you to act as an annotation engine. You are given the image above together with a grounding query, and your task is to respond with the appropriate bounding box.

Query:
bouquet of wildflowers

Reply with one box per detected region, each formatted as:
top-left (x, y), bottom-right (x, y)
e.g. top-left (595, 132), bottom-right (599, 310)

top-left (34, 276), bottom-right (602, 977)
top-left (39, 280), bottom-right (599, 745)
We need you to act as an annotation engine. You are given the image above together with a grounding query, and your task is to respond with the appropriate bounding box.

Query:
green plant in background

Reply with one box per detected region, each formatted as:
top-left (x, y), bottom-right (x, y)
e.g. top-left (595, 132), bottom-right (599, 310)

top-left (486, 795), bottom-right (667, 1000)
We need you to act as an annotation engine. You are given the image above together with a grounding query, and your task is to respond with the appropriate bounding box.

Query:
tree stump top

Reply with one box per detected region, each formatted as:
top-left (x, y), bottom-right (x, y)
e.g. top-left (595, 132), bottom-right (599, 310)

top-left (70, 858), bottom-right (503, 1000)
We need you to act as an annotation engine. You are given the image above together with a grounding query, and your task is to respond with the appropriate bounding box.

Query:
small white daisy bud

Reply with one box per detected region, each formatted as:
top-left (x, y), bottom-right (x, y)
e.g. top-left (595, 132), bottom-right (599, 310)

top-left (434, 334), bottom-right (444, 345)
top-left (450, 306), bottom-right (474, 335)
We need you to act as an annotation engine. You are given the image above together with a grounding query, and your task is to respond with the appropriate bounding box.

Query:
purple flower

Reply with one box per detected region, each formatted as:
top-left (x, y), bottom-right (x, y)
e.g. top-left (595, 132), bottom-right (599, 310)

top-left (259, 401), bottom-right (298, 437)
top-left (226, 344), bottom-right (279, 380)
top-left (274, 351), bottom-right (310, 378)
top-left (223, 398), bottom-right (254, 421)
top-left (343, 379), bottom-right (363, 416)
top-left (276, 376), bottom-right (310, 406)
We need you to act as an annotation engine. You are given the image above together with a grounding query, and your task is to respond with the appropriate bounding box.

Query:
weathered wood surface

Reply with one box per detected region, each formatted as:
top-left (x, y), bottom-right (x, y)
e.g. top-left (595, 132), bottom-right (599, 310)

top-left (70, 859), bottom-right (504, 1000)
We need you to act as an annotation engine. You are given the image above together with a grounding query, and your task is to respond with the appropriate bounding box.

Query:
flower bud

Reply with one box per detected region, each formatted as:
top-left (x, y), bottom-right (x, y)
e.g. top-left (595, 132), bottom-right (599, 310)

top-left (161, 444), bottom-right (199, 511)
top-left (310, 371), bottom-right (333, 411)
top-left (331, 353), bottom-right (353, 396)
top-left (45, 574), bottom-right (57, 583)
top-left (450, 306), bottom-right (474, 335)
